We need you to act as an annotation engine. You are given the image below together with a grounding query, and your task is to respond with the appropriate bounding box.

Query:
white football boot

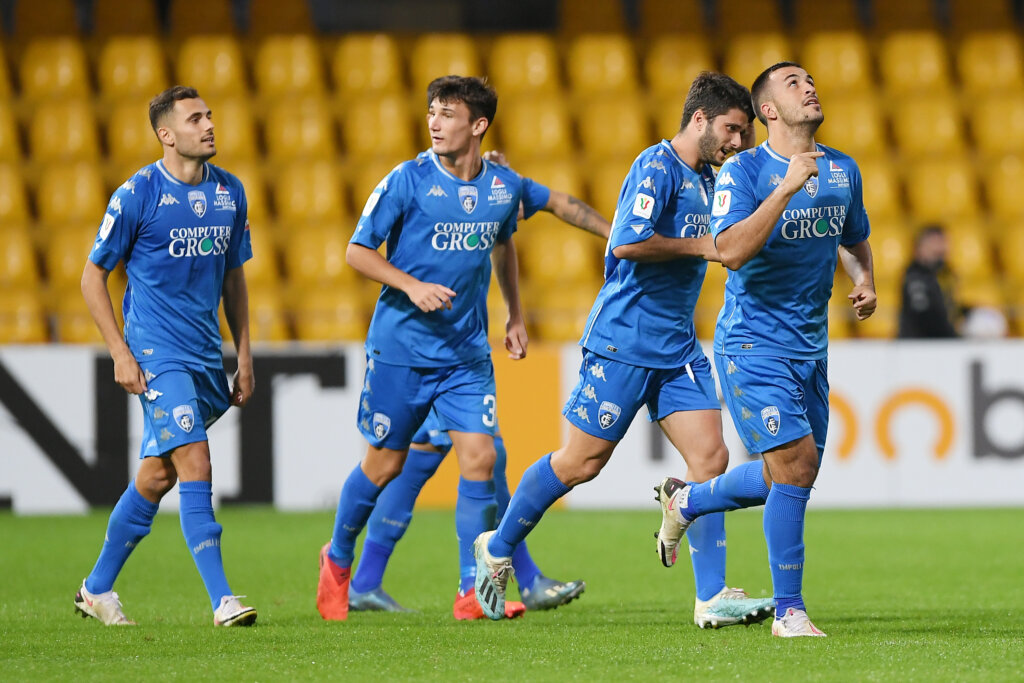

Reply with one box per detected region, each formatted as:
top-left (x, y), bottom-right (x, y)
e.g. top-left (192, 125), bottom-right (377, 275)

top-left (771, 607), bottom-right (827, 637)
top-left (653, 477), bottom-right (693, 567)
top-left (473, 531), bottom-right (514, 620)
top-left (694, 586), bottom-right (776, 628)
top-left (74, 579), bottom-right (135, 626)
top-left (213, 595), bottom-right (257, 627)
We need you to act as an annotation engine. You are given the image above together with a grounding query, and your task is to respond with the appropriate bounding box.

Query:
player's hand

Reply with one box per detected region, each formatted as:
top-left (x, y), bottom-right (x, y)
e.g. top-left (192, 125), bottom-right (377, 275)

top-left (781, 151), bottom-right (824, 194)
top-left (230, 362), bottom-right (255, 407)
top-left (505, 317), bottom-right (528, 360)
top-left (407, 281), bottom-right (456, 312)
top-left (113, 349), bottom-right (147, 395)
top-left (848, 285), bottom-right (877, 320)
top-left (482, 150), bottom-right (509, 167)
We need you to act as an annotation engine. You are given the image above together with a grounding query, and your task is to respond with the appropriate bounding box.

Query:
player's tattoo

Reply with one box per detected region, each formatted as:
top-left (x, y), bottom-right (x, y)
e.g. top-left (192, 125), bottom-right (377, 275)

top-left (562, 196), bottom-right (606, 237)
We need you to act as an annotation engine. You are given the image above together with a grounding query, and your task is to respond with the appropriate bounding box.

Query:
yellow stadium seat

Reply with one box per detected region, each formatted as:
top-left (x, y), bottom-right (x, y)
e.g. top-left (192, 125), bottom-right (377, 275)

top-left (526, 283), bottom-right (601, 342)
top-left (578, 100), bottom-right (649, 162)
top-left (254, 35), bottom-right (325, 98)
top-left (519, 216), bottom-right (602, 286)
top-left (97, 37), bottom-right (168, 101)
top-left (224, 161), bottom-right (268, 223)
top-left (828, 300), bottom-right (853, 340)
top-left (0, 47), bottom-right (10, 100)
top-left (498, 97), bottom-right (573, 161)
top-left (905, 158), bottom-right (980, 222)
top-left (566, 34), bottom-right (639, 98)
top-left (855, 157), bottom-right (902, 220)
top-left (264, 97), bottom-right (336, 161)
top-left (341, 94), bottom-right (415, 162)
top-left (291, 287), bottom-right (369, 341)
top-left (958, 32), bottom-right (1024, 96)
top-left (890, 93), bottom-right (965, 159)
top-left (981, 154), bottom-right (1024, 221)
top-left (0, 165), bottom-right (29, 225)
top-left (45, 227), bottom-right (95, 292)
top-left (348, 158), bottom-right (403, 219)
top-left (408, 34), bottom-right (481, 96)
top-left (971, 94), bottom-right (1024, 161)
top-left (0, 229), bottom-right (40, 288)
top-left (19, 38), bottom-right (91, 103)
top-left (800, 31), bottom-right (872, 96)
top-left (878, 31), bottom-right (951, 95)
top-left (512, 160), bottom-right (585, 204)
top-left (248, 0), bottom-right (314, 38)
top-left (0, 104), bottom-right (19, 163)
top-left (29, 100), bottom-right (100, 164)
top-left (169, 0), bottom-right (236, 37)
top-left (203, 96), bottom-right (259, 162)
top-left (176, 37), bottom-right (248, 98)
top-left (273, 160), bottom-right (346, 222)
top-left (105, 100), bottom-right (162, 166)
top-left (723, 33), bottom-right (794, 92)
top-left (644, 35), bottom-right (715, 103)
top-left (867, 219), bottom-right (914, 284)
top-left (949, 0), bottom-right (1014, 36)
top-left (559, 0), bottom-right (627, 34)
top-left (242, 222), bottom-right (279, 288)
top-left (92, 0), bottom-right (159, 37)
top-left (14, 0), bottom-right (77, 36)
top-left (855, 285), bottom-right (899, 339)
top-left (637, 0), bottom-right (707, 39)
top-left (793, 0), bottom-right (862, 34)
top-left (53, 294), bottom-right (104, 344)
top-left (815, 94), bottom-right (887, 159)
top-left (1000, 224), bottom-right (1024, 283)
top-left (244, 285), bottom-right (291, 342)
top-left (946, 224), bottom-right (994, 282)
top-left (331, 34), bottom-right (403, 97)
top-left (283, 225), bottom-right (361, 287)
top-left (0, 288), bottom-right (48, 343)
top-left (872, 0), bottom-right (938, 33)
top-left (488, 34), bottom-right (560, 96)
top-left (588, 157), bottom-right (633, 220)
top-left (36, 163), bottom-right (108, 226)
top-left (716, 0), bottom-right (784, 34)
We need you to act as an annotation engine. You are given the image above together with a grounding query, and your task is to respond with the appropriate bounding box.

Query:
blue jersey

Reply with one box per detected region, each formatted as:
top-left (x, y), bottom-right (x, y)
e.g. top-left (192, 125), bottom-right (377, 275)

top-left (519, 176), bottom-right (551, 219)
top-left (351, 150), bottom-right (522, 367)
top-left (89, 161), bottom-right (252, 368)
top-left (711, 142), bottom-right (870, 359)
top-left (580, 140), bottom-right (715, 369)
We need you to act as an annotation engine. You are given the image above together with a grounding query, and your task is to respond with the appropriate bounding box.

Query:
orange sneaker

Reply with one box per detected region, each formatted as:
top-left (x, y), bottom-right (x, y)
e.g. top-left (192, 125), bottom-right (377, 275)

top-left (453, 588), bottom-right (526, 621)
top-left (317, 542), bottom-right (351, 621)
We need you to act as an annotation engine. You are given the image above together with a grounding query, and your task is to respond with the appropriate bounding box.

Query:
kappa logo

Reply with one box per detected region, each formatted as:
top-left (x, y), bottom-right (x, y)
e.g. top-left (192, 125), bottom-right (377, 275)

top-left (121, 179), bottom-right (136, 194)
top-left (573, 405), bottom-right (591, 423)
top-left (582, 383), bottom-right (597, 400)
top-left (639, 176), bottom-right (656, 192)
top-left (458, 186), bottom-right (478, 214)
top-left (372, 412), bottom-right (391, 440)
top-left (598, 401), bottom-right (621, 430)
top-left (138, 167), bottom-right (153, 179)
top-left (188, 190), bottom-right (207, 217)
top-left (427, 185), bottom-right (448, 198)
top-left (108, 197), bottom-right (122, 214)
top-left (159, 428), bottom-right (174, 442)
top-left (632, 193), bottom-right (654, 219)
top-left (158, 193), bottom-right (179, 207)
top-left (769, 173), bottom-right (784, 187)
top-left (803, 176), bottom-right (819, 198)
top-left (589, 363), bottom-right (607, 381)
top-left (144, 388), bottom-right (162, 401)
top-left (716, 172), bottom-right (736, 187)
top-left (173, 404), bottom-right (195, 433)
top-left (643, 159), bottom-right (668, 173)
top-left (680, 178), bottom-right (694, 190)
top-left (761, 406), bottom-right (781, 436)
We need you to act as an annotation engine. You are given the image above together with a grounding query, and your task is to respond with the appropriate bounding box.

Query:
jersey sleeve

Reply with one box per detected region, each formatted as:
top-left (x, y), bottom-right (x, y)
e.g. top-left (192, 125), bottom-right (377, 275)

top-left (520, 176), bottom-right (551, 220)
top-left (88, 180), bottom-right (145, 270)
top-left (608, 155), bottom-right (672, 251)
top-left (350, 164), bottom-right (409, 250)
top-left (226, 183), bottom-right (253, 269)
top-left (840, 160), bottom-right (871, 246)
top-left (710, 157), bottom-right (758, 240)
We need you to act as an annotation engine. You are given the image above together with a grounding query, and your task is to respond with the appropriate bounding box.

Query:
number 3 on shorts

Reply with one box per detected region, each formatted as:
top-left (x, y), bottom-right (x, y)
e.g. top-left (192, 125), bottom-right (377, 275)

top-left (482, 394), bottom-right (496, 428)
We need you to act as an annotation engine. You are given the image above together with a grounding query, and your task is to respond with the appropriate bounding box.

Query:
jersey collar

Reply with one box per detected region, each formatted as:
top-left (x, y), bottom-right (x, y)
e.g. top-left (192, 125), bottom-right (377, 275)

top-left (155, 160), bottom-right (210, 185)
top-left (428, 150), bottom-right (488, 183)
top-left (658, 139), bottom-right (698, 173)
top-left (762, 141), bottom-right (823, 164)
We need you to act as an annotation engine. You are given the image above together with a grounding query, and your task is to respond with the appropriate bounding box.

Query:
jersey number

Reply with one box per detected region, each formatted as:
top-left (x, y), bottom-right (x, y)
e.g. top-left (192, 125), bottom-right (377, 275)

top-left (482, 394), bottom-right (496, 428)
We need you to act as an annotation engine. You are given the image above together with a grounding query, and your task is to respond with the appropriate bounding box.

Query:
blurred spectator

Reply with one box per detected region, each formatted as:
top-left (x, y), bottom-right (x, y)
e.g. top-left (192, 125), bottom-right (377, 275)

top-left (962, 306), bottom-right (1009, 339)
top-left (898, 225), bottom-right (959, 338)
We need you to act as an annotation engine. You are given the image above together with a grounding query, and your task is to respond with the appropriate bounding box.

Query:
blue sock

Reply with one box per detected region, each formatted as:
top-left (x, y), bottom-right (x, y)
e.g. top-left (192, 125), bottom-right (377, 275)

top-left (85, 481), bottom-right (158, 594)
top-left (353, 447), bottom-right (447, 592)
top-left (489, 453), bottom-right (570, 559)
top-left (179, 480), bottom-right (232, 611)
top-left (764, 482), bottom-right (811, 615)
top-left (687, 512), bottom-right (727, 601)
top-left (456, 477), bottom-right (497, 593)
top-left (329, 464), bottom-right (383, 567)
top-left (685, 460), bottom-right (770, 519)
top-left (493, 436), bottom-right (542, 588)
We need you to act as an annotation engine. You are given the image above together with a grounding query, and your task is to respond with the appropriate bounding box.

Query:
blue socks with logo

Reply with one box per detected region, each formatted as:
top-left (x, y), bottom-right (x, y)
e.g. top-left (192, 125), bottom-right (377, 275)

top-left (493, 436), bottom-right (542, 589)
top-left (764, 482), bottom-right (811, 614)
top-left (687, 513), bottom-right (727, 601)
top-left (179, 480), bottom-right (232, 610)
top-left (456, 477), bottom-right (497, 592)
top-left (329, 464), bottom-right (382, 568)
top-left (85, 481), bottom-right (158, 594)
top-left (683, 460), bottom-right (770, 518)
top-left (488, 453), bottom-right (570, 559)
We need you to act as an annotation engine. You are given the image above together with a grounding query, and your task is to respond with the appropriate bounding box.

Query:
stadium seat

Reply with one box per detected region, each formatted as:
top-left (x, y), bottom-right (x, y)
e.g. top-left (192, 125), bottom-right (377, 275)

top-left (408, 34), bottom-right (480, 96)
top-left (855, 157), bottom-right (902, 220)
top-left (905, 158), bottom-right (980, 222)
top-left (254, 35), bottom-right (326, 98)
top-left (828, 300), bottom-right (853, 340)
top-left (889, 93), bottom-right (965, 159)
top-left (264, 97), bottom-right (336, 162)
top-left (588, 157), bottom-right (634, 221)
top-left (340, 94), bottom-right (415, 162)
top-left (13, 0), bottom-right (77, 36)
top-left (273, 160), bottom-right (347, 223)
top-left (566, 34), bottom-right (639, 99)
top-left (497, 97), bottom-right (573, 161)
top-left (644, 35), bottom-right (715, 103)
top-left (239, 221), bottom-right (279, 289)
top-left (945, 224), bottom-right (995, 283)
top-left (0, 229), bottom-right (41, 288)
top-left (348, 158), bottom-right (403, 219)
top-left (91, 0), bottom-right (160, 37)
top-left (519, 216), bottom-right (602, 286)
top-left (865, 219), bottom-right (913, 284)
top-left (45, 227), bottom-right (95, 292)
top-left (105, 100), bottom-right (162, 167)
top-left (248, 0), bottom-right (314, 38)
top-left (715, 0), bottom-right (783, 35)
top-left (225, 161), bottom-right (268, 224)
top-left (29, 100), bottom-right (101, 164)
top-left (0, 288), bottom-right (48, 343)
top-left (244, 285), bottom-right (291, 342)
top-left (878, 31), bottom-right (951, 95)
top-left (981, 154), bottom-right (1024, 221)
top-left (637, 0), bottom-right (707, 39)
top-left (723, 33), bottom-right (794, 93)
top-left (487, 34), bottom-right (560, 96)
top-left (948, 0), bottom-right (1014, 36)
top-left (168, 0), bottom-right (236, 36)
top-left (1000, 224), bottom-right (1024, 283)
top-left (578, 100), bottom-right (649, 162)
top-left (0, 165), bottom-right (29, 225)
top-left (957, 32), bottom-right (1024, 96)
top-left (854, 284), bottom-right (898, 338)
top-left (282, 225), bottom-right (361, 287)
top-left (871, 0), bottom-right (939, 33)
top-left (19, 38), bottom-right (91, 103)
top-left (36, 162), bottom-right (108, 226)
top-left (800, 31), bottom-right (872, 96)
top-left (512, 159), bottom-right (585, 204)
top-left (971, 93), bottom-right (1024, 161)
top-left (52, 294), bottom-right (104, 344)
top-left (291, 287), bottom-right (369, 341)
top-left (558, 0), bottom-right (626, 35)
top-left (97, 37), bottom-right (168, 101)
top-left (526, 282), bottom-right (600, 342)
top-left (0, 44), bottom-right (12, 99)
top-left (815, 94), bottom-right (887, 159)
top-left (203, 96), bottom-right (259, 163)
top-left (793, 0), bottom-right (862, 34)
top-left (176, 37), bottom-right (248, 97)
top-left (0, 104), bottom-right (21, 163)
top-left (331, 34), bottom-right (404, 98)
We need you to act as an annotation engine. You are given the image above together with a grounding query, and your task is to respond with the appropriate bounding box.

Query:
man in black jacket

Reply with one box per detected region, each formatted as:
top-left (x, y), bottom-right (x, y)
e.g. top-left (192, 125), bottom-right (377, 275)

top-left (898, 225), bottom-right (959, 338)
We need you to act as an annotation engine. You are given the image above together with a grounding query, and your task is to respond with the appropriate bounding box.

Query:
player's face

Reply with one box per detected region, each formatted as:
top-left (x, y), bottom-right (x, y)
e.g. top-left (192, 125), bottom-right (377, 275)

top-left (766, 67), bottom-right (823, 128)
top-left (166, 98), bottom-right (216, 161)
top-left (427, 98), bottom-right (484, 156)
top-left (697, 108), bottom-right (750, 165)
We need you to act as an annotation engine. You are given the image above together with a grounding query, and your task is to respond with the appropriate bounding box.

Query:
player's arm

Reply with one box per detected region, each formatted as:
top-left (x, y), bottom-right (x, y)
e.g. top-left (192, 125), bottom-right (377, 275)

top-left (222, 266), bottom-right (254, 406)
top-left (544, 190), bottom-right (610, 239)
top-left (839, 240), bottom-right (877, 320)
top-left (491, 238), bottom-right (527, 360)
top-left (346, 243), bottom-right (455, 312)
top-left (612, 232), bottom-right (718, 262)
top-left (81, 261), bottom-right (147, 394)
top-left (715, 151), bottom-right (824, 270)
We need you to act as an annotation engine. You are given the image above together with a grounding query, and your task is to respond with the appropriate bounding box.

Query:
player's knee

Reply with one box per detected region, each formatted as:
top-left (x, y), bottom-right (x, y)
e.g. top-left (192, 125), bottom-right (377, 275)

top-left (138, 469), bottom-right (176, 499)
top-left (459, 448), bottom-right (496, 480)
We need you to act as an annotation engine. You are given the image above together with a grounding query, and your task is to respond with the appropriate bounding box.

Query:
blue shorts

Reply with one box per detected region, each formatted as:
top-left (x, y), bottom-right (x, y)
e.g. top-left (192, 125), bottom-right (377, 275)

top-left (358, 356), bottom-right (497, 450)
top-left (714, 353), bottom-right (829, 458)
top-left (410, 409), bottom-right (454, 454)
top-left (562, 350), bottom-right (720, 442)
top-left (138, 360), bottom-right (230, 458)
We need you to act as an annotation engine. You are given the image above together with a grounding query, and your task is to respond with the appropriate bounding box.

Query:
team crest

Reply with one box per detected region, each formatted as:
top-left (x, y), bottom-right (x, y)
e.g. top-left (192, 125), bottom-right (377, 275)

top-left (188, 190), bottom-right (207, 217)
top-left (803, 177), bottom-right (818, 198)
top-left (761, 406), bottom-right (781, 436)
top-left (372, 412), bottom-right (391, 440)
top-left (458, 186), bottom-right (478, 214)
top-left (173, 405), bottom-right (195, 433)
top-left (598, 401), bottom-right (622, 430)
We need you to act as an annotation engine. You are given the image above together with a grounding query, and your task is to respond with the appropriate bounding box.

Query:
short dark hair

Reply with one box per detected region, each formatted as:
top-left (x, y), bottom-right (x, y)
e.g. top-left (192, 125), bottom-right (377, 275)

top-left (679, 71), bottom-right (754, 132)
top-left (751, 61), bottom-right (803, 125)
top-left (426, 75), bottom-right (498, 128)
top-left (149, 85), bottom-right (201, 132)
top-left (915, 224), bottom-right (946, 247)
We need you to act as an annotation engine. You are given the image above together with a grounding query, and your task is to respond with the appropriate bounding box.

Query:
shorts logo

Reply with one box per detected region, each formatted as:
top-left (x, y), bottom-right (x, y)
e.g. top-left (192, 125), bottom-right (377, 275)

top-left (803, 177), bottom-right (818, 198)
top-left (459, 186), bottom-right (478, 214)
top-left (761, 406), bottom-right (781, 436)
top-left (372, 412), bottom-right (391, 440)
top-left (598, 401), bottom-right (621, 430)
top-left (573, 405), bottom-right (591, 423)
top-left (173, 405), bottom-right (195, 433)
top-left (188, 190), bottom-right (207, 217)
top-left (589, 363), bottom-right (607, 381)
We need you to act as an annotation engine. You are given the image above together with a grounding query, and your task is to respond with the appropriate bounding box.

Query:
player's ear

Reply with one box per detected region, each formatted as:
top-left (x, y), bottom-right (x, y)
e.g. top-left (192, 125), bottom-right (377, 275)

top-left (760, 101), bottom-right (776, 123)
top-left (155, 125), bottom-right (174, 147)
top-left (472, 117), bottom-right (489, 138)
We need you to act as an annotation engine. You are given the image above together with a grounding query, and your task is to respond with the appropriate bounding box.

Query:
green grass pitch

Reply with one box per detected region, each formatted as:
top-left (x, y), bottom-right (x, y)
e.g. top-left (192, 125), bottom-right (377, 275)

top-left (2, 507), bottom-right (1023, 681)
